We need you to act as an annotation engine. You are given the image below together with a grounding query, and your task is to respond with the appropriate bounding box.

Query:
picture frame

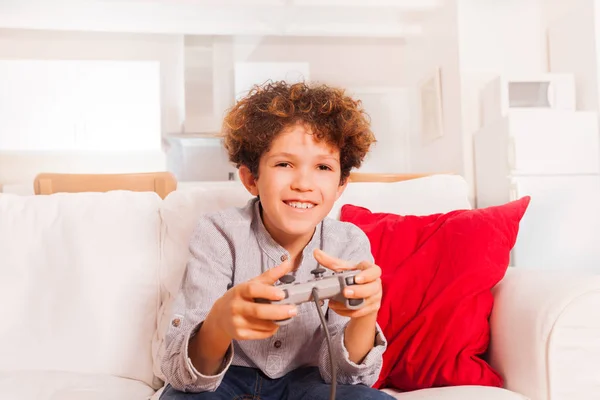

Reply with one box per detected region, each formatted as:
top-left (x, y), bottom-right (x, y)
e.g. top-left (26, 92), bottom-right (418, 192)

top-left (419, 67), bottom-right (444, 142)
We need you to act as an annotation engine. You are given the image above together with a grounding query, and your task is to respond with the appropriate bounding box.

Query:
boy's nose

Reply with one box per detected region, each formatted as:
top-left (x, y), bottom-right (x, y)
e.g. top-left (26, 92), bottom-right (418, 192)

top-left (291, 170), bottom-right (312, 191)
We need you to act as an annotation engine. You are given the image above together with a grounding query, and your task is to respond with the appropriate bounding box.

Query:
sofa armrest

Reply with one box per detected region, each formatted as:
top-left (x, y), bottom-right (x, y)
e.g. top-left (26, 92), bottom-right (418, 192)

top-left (489, 267), bottom-right (600, 400)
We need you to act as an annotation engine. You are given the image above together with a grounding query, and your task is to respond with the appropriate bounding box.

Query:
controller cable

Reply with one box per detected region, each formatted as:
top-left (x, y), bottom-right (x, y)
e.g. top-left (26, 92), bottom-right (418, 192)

top-left (312, 287), bottom-right (336, 400)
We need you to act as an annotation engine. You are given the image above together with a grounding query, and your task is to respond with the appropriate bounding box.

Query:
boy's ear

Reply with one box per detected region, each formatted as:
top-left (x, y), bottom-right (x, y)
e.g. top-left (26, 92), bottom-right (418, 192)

top-left (239, 165), bottom-right (259, 196)
top-left (335, 176), bottom-right (349, 200)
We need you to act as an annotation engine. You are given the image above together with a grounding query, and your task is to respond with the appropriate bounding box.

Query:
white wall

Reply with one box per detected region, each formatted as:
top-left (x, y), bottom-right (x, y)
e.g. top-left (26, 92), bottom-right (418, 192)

top-left (458, 0), bottom-right (547, 76)
top-left (238, 36), bottom-right (411, 174)
top-left (546, 1), bottom-right (599, 112)
top-left (0, 4), bottom-right (569, 188)
top-left (0, 0), bottom-right (424, 38)
top-left (183, 35), bottom-right (412, 174)
top-left (236, 36), bottom-right (407, 88)
top-left (398, 0), bottom-right (551, 203)
top-left (402, 0), bottom-right (464, 178)
top-left (185, 35), bottom-right (408, 130)
top-left (457, 0), bottom-right (548, 202)
top-left (544, 0), bottom-right (592, 27)
top-left (0, 151), bottom-right (166, 188)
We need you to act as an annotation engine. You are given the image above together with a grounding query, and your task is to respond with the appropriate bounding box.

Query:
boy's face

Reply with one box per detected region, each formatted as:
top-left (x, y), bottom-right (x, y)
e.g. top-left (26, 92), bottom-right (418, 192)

top-left (240, 123), bottom-right (347, 245)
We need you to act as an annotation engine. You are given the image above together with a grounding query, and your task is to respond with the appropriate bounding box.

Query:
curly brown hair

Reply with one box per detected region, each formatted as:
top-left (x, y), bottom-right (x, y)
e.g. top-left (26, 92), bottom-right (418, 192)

top-left (221, 80), bottom-right (376, 184)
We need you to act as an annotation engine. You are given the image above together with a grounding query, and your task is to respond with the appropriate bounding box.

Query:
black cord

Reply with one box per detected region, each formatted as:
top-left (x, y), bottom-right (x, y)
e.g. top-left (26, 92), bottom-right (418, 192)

top-left (312, 287), bottom-right (336, 400)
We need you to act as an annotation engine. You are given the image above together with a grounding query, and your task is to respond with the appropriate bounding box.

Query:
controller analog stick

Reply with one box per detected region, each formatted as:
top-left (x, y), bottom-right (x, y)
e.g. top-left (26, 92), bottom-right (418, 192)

top-left (279, 274), bottom-right (296, 284)
top-left (310, 267), bottom-right (327, 279)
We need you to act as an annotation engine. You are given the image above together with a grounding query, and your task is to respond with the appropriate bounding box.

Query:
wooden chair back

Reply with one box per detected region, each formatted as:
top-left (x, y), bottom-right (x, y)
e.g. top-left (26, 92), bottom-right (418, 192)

top-left (32, 171), bottom-right (445, 199)
top-left (348, 172), bottom-right (447, 183)
top-left (33, 172), bottom-right (177, 199)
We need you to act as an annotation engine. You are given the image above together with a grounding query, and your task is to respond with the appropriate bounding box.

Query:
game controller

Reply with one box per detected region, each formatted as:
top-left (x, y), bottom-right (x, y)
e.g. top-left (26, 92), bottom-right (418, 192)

top-left (255, 266), bottom-right (365, 325)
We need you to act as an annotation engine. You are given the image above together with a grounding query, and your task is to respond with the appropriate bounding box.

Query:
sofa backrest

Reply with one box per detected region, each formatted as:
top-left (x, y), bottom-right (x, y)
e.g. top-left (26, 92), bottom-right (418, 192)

top-left (329, 174), bottom-right (472, 218)
top-left (0, 174), bottom-right (471, 387)
top-left (154, 174), bottom-right (471, 380)
top-left (0, 191), bottom-right (163, 389)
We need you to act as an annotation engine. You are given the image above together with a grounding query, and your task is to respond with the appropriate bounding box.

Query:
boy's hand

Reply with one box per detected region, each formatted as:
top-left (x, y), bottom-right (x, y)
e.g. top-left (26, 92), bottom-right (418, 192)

top-left (313, 248), bottom-right (382, 319)
top-left (207, 259), bottom-right (297, 341)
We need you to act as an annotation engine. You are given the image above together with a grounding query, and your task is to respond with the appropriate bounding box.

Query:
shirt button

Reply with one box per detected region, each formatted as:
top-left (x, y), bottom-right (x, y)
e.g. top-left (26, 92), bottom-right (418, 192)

top-left (274, 340), bottom-right (282, 348)
top-left (172, 318), bottom-right (181, 327)
top-left (280, 254), bottom-right (288, 262)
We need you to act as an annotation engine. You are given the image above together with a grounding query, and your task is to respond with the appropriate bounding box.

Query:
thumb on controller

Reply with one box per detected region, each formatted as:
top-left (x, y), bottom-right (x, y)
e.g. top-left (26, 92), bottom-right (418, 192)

top-left (313, 248), bottom-right (352, 272)
top-left (256, 258), bottom-right (294, 285)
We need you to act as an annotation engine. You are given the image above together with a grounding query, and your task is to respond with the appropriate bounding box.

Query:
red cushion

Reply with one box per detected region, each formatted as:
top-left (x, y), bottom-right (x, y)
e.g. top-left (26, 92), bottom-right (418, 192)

top-left (340, 196), bottom-right (531, 392)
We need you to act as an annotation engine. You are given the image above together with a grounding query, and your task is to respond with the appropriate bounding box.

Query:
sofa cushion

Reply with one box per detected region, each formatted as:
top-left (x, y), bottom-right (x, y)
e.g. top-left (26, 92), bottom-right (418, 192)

top-left (0, 192), bottom-right (162, 389)
top-left (0, 371), bottom-right (155, 400)
top-left (341, 197), bottom-right (531, 391)
top-left (382, 386), bottom-right (528, 399)
top-left (154, 184), bottom-right (253, 380)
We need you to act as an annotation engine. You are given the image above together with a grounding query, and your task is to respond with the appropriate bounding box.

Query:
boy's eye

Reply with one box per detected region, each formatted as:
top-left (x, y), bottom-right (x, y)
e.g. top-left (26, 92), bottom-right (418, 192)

top-left (276, 162), bottom-right (291, 168)
top-left (318, 165), bottom-right (332, 171)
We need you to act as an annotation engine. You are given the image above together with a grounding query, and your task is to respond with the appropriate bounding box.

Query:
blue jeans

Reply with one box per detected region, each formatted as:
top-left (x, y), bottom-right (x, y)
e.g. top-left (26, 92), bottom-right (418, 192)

top-left (160, 365), bottom-right (394, 400)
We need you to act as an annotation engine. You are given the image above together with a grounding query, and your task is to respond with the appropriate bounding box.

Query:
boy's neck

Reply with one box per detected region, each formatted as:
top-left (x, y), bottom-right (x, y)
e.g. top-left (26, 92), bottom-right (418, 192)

top-left (259, 205), bottom-right (316, 268)
top-left (272, 226), bottom-right (315, 264)
top-left (280, 232), bottom-right (314, 268)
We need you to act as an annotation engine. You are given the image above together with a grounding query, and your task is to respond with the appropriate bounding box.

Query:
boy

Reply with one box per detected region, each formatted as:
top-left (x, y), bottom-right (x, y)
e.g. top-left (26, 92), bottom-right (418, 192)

top-left (160, 81), bottom-right (394, 400)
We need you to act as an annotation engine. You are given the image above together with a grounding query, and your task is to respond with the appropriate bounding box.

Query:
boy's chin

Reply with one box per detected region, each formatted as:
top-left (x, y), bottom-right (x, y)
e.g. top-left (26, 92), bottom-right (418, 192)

top-left (281, 222), bottom-right (318, 237)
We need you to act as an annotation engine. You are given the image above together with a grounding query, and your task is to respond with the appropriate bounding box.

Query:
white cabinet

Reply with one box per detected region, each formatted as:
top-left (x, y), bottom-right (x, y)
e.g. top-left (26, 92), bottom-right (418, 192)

top-left (506, 110), bottom-right (599, 174)
top-left (480, 74), bottom-right (577, 126)
top-left (0, 60), bottom-right (161, 152)
top-left (474, 106), bottom-right (600, 272)
top-left (509, 175), bottom-right (600, 272)
top-left (474, 110), bottom-right (599, 181)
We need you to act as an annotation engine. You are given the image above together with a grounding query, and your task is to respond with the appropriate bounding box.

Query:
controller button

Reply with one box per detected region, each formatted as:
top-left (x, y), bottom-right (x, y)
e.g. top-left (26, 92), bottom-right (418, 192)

top-left (345, 276), bottom-right (355, 285)
top-left (279, 275), bottom-right (295, 284)
top-left (311, 267), bottom-right (327, 278)
top-left (274, 340), bottom-right (282, 348)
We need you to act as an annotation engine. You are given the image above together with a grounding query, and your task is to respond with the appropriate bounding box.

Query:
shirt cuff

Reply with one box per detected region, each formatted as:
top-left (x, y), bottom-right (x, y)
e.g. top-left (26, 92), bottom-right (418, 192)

top-left (337, 321), bottom-right (387, 373)
top-left (183, 322), bottom-right (235, 384)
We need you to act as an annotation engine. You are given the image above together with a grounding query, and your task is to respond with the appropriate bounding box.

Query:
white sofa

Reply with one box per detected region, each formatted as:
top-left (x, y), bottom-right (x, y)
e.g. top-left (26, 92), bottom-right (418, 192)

top-left (1, 174), bottom-right (599, 400)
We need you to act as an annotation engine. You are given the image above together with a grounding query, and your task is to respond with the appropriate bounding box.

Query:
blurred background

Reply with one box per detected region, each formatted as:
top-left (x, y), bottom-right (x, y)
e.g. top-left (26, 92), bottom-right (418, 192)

top-left (2, 1), bottom-right (600, 270)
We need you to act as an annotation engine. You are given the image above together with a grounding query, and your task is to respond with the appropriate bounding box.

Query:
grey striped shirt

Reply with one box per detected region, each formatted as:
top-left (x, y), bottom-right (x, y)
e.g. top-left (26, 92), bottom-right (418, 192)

top-left (161, 197), bottom-right (387, 393)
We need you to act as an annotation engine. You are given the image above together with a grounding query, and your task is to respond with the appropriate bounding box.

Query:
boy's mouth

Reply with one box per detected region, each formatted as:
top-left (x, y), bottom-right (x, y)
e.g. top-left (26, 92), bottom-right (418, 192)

top-left (284, 201), bottom-right (315, 209)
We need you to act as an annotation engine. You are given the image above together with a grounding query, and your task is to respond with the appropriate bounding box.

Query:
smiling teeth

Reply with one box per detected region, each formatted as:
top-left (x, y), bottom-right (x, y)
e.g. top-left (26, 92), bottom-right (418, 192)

top-left (287, 202), bottom-right (314, 209)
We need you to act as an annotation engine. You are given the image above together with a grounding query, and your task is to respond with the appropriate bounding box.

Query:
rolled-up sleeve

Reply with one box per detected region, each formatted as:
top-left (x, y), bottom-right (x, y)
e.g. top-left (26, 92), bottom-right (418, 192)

top-left (317, 225), bottom-right (387, 387)
top-left (160, 215), bottom-right (235, 392)
top-left (319, 318), bottom-right (387, 386)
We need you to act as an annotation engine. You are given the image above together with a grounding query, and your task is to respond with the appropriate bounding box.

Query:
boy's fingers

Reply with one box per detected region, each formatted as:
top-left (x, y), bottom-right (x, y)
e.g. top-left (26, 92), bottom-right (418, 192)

top-left (356, 262), bottom-right (380, 275)
top-left (354, 260), bottom-right (375, 271)
top-left (313, 248), bottom-right (351, 272)
top-left (246, 302), bottom-right (298, 321)
top-left (243, 281), bottom-right (287, 301)
top-left (256, 259), bottom-right (294, 285)
top-left (344, 280), bottom-right (379, 299)
top-left (353, 262), bottom-right (381, 283)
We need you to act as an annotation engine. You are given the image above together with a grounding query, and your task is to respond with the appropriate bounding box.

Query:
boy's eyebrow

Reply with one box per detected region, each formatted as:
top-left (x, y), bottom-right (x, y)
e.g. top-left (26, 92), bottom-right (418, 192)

top-left (316, 154), bottom-right (340, 162)
top-left (268, 152), bottom-right (340, 162)
top-left (267, 152), bottom-right (297, 160)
